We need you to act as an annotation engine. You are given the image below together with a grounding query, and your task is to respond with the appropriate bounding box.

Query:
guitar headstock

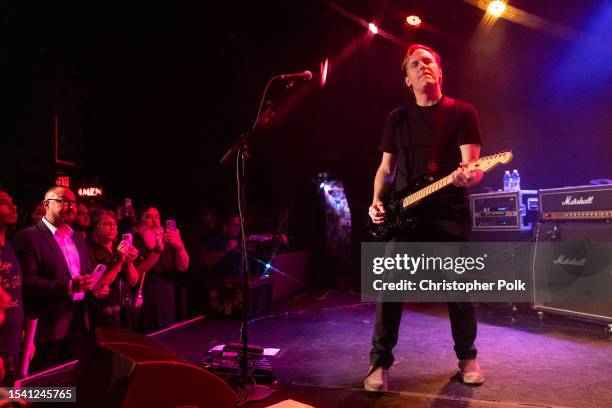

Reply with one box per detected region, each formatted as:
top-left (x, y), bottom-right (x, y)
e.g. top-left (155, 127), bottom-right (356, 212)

top-left (468, 151), bottom-right (513, 173)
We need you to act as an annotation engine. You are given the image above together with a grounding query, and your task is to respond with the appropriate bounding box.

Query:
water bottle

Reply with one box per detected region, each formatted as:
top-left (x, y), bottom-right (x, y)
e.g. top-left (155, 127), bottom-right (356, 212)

top-left (511, 169), bottom-right (521, 191)
top-left (503, 170), bottom-right (511, 192)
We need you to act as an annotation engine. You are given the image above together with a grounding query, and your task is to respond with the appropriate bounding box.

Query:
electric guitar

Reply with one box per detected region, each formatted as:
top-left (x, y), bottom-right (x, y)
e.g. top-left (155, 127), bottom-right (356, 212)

top-left (367, 151), bottom-right (513, 241)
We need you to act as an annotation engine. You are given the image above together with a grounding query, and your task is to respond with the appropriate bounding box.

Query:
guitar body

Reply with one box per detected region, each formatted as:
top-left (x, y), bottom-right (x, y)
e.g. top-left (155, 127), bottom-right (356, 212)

top-left (366, 199), bottom-right (419, 242)
top-left (366, 179), bottom-right (429, 242)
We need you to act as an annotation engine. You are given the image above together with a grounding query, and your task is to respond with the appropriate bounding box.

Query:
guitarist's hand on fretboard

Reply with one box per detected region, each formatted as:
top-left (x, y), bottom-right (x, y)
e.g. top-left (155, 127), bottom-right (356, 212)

top-left (368, 199), bottom-right (386, 224)
top-left (451, 162), bottom-right (483, 188)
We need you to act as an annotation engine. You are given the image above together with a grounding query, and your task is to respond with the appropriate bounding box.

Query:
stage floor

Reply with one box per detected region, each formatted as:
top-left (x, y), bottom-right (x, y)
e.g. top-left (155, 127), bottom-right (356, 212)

top-left (152, 291), bottom-right (612, 408)
top-left (18, 290), bottom-right (612, 407)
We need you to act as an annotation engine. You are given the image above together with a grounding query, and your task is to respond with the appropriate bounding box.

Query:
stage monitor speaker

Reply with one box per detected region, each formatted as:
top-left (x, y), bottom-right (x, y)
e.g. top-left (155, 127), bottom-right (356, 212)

top-left (532, 222), bottom-right (612, 323)
top-left (73, 327), bottom-right (237, 408)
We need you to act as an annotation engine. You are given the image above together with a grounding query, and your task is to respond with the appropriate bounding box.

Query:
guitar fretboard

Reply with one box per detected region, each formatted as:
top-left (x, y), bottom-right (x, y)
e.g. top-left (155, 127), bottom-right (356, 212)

top-left (401, 175), bottom-right (453, 208)
top-left (398, 152), bottom-right (512, 209)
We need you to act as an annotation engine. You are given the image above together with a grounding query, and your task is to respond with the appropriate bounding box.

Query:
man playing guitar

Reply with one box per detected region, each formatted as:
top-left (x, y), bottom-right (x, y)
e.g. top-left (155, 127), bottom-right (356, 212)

top-left (365, 43), bottom-right (485, 392)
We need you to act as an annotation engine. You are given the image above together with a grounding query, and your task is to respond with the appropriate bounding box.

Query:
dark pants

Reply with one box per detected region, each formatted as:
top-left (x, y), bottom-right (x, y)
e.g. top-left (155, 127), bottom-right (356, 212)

top-left (369, 206), bottom-right (478, 369)
top-left (32, 302), bottom-right (89, 371)
top-left (370, 301), bottom-right (477, 369)
top-left (140, 275), bottom-right (176, 333)
top-left (0, 353), bottom-right (19, 386)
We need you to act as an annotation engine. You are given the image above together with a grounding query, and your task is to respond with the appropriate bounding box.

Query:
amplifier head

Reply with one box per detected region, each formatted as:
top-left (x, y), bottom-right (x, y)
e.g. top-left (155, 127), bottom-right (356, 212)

top-left (539, 185), bottom-right (612, 221)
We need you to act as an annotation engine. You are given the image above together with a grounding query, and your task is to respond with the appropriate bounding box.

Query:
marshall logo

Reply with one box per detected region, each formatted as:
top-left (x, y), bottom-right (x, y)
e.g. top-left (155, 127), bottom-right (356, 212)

top-left (561, 196), bottom-right (594, 206)
top-left (552, 255), bottom-right (587, 266)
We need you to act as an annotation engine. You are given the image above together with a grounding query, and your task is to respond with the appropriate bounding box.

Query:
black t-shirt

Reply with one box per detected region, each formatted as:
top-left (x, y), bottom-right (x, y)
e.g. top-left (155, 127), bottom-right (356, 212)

top-left (379, 95), bottom-right (482, 206)
top-left (0, 243), bottom-right (24, 355)
top-left (133, 233), bottom-right (177, 279)
top-left (204, 233), bottom-right (243, 278)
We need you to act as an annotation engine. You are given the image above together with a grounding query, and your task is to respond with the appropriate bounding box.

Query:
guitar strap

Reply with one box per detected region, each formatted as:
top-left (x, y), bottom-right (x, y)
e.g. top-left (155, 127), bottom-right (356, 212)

top-left (394, 105), bottom-right (413, 203)
top-left (427, 95), bottom-right (447, 180)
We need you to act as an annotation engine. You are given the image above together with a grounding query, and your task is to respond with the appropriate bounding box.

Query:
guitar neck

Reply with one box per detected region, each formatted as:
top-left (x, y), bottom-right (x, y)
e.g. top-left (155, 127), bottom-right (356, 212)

top-left (398, 152), bottom-right (513, 209)
top-left (401, 174), bottom-right (454, 208)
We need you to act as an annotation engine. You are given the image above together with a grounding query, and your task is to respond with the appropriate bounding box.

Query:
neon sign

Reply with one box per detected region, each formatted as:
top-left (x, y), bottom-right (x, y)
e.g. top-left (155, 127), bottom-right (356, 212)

top-left (78, 187), bottom-right (103, 197)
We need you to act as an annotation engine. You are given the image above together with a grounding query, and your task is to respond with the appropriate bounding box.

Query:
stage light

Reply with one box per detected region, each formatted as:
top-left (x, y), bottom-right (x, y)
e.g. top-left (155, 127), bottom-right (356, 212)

top-left (368, 22), bottom-right (378, 34)
top-left (265, 263), bottom-right (271, 269)
top-left (320, 58), bottom-right (329, 87)
top-left (406, 15), bottom-right (421, 27)
top-left (487, 1), bottom-right (506, 17)
top-left (320, 182), bottom-right (325, 189)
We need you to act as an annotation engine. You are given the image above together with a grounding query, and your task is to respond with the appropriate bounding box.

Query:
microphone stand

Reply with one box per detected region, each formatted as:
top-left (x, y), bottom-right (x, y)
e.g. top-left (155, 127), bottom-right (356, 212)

top-left (219, 75), bottom-right (282, 404)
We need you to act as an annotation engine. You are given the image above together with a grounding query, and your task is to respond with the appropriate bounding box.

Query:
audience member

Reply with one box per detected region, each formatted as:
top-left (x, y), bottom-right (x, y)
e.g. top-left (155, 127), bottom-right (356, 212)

top-left (203, 213), bottom-right (242, 278)
top-left (72, 201), bottom-right (90, 239)
top-left (201, 213), bottom-right (245, 316)
top-left (133, 206), bottom-right (189, 333)
top-left (0, 191), bottom-right (25, 386)
top-left (12, 186), bottom-right (93, 370)
top-left (87, 210), bottom-right (139, 328)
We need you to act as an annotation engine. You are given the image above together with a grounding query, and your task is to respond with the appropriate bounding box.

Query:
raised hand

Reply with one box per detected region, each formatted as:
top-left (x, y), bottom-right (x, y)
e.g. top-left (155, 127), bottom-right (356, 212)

top-left (164, 228), bottom-right (185, 250)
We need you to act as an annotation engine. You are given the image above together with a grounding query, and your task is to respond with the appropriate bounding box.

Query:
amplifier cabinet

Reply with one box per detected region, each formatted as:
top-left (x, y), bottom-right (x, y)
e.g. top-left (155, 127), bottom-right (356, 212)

top-left (532, 222), bottom-right (612, 323)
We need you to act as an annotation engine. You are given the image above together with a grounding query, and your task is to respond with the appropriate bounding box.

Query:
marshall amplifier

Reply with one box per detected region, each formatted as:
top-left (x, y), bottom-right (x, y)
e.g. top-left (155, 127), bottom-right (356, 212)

top-left (539, 184), bottom-right (612, 221)
top-left (470, 190), bottom-right (538, 231)
top-left (532, 222), bottom-right (612, 324)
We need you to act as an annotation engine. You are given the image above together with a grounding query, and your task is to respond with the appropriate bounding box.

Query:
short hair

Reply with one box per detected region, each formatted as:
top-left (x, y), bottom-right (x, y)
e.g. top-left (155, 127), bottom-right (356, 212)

top-left (401, 43), bottom-right (443, 80)
top-left (44, 186), bottom-right (71, 200)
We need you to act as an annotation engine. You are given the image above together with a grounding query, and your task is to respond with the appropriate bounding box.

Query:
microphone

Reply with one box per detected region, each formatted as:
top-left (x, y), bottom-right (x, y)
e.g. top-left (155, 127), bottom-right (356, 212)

top-left (278, 70), bottom-right (313, 81)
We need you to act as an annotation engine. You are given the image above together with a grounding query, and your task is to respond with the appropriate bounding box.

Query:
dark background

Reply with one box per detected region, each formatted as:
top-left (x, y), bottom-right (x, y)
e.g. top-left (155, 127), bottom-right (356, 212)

top-left (2, 0), bottom-right (611, 239)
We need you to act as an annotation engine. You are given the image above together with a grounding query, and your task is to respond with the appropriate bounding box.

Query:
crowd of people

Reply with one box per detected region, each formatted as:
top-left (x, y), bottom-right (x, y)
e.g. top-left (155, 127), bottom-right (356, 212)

top-left (0, 185), bottom-right (248, 386)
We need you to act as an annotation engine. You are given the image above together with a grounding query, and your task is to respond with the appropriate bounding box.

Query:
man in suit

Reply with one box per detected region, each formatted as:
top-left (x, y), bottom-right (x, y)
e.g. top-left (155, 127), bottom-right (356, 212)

top-left (13, 186), bottom-right (93, 369)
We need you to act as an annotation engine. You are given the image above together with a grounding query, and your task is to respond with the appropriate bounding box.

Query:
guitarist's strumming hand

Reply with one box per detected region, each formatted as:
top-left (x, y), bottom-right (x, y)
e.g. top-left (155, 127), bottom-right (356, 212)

top-left (451, 162), bottom-right (483, 188)
top-left (368, 199), bottom-right (386, 224)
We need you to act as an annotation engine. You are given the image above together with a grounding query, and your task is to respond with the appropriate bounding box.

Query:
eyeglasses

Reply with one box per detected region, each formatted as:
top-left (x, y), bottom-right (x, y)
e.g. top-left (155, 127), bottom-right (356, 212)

top-left (101, 222), bottom-right (117, 228)
top-left (46, 198), bottom-right (77, 206)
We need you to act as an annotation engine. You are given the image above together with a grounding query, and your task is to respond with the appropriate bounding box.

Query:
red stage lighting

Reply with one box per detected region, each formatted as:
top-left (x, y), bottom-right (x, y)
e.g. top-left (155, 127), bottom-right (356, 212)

top-left (368, 22), bottom-right (378, 34)
top-left (406, 15), bottom-right (421, 27)
top-left (320, 58), bottom-right (329, 87)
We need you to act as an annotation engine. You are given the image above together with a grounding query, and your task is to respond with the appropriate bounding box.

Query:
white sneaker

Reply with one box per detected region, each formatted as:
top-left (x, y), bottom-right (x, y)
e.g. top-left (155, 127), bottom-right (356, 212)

top-left (458, 359), bottom-right (485, 385)
top-left (364, 366), bottom-right (388, 392)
